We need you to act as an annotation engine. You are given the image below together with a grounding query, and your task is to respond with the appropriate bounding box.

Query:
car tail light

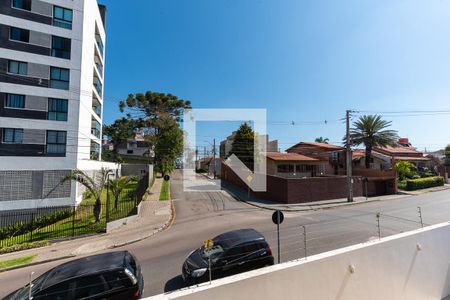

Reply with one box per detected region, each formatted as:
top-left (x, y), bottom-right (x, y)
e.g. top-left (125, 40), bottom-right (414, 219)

top-left (267, 247), bottom-right (272, 255)
top-left (134, 290), bottom-right (139, 298)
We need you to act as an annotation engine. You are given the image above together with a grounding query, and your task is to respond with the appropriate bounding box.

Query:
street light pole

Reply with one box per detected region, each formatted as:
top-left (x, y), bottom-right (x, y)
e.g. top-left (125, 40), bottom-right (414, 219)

top-left (213, 138), bottom-right (216, 179)
top-left (346, 110), bottom-right (354, 202)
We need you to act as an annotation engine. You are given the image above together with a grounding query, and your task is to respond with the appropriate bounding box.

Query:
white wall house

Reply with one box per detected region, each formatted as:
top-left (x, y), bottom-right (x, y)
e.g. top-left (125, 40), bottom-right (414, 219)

top-left (0, 0), bottom-right (116, 211)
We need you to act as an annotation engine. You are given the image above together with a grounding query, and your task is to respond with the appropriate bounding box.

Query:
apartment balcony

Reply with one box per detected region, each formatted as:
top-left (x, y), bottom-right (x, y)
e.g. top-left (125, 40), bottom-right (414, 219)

top-left (92, 95), bottom-right (102, 118)
top-left (93, 76), bottom-right (102, 98)
top-left (91, 118), bottom-right (101, 139)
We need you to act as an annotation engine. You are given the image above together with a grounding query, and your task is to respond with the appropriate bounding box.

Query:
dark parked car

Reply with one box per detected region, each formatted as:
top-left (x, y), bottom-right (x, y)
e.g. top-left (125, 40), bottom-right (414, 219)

top-left (182, 229), bottom-right (274, 284)
top-left (3, 251), bottom-right (144, 300)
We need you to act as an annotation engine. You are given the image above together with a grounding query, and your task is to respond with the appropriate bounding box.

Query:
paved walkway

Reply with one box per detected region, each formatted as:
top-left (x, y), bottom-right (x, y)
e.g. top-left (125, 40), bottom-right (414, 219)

top-left (0, 177), bottom-right (172, 272)
top-left (222, 181), bottom-right (450, 212)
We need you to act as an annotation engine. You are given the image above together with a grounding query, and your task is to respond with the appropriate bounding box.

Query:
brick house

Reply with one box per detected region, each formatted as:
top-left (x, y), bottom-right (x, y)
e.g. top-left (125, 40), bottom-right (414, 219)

top-left (265, 152), bottom-right (327, 178)
top-left (286, 142), bottom-right (345, 175)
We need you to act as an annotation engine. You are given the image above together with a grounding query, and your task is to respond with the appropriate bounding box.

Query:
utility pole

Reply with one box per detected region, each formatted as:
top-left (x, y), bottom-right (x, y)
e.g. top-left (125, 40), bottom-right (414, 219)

top-left (195, 147), bottom-right (198, 171)
top-left (213, 138), bottom-right (216, 179)
top-left (346, 110), bottom-right (353, 202)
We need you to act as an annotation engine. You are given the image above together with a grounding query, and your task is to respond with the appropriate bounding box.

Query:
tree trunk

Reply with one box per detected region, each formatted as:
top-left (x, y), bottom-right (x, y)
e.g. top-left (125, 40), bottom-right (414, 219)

top-left (114, 195), bottom-right (119, 209)
top-left (365, 147), bottom-right (372, 169)
top-left (93, 198), bottom-right (101, 222)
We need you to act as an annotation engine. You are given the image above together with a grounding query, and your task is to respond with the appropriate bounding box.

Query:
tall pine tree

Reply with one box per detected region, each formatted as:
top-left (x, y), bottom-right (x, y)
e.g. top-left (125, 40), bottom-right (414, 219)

top-left (230, 123), bottom-right (256, 171)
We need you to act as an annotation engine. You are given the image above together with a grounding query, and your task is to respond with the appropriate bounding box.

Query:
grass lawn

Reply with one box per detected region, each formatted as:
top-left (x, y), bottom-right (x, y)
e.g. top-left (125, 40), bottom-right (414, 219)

top-left (159, 180), bottom-right (170, 201)
top-left (0, 180), bottom-right (139, 248)
top-left (0, 255), bottom-right (36, 269)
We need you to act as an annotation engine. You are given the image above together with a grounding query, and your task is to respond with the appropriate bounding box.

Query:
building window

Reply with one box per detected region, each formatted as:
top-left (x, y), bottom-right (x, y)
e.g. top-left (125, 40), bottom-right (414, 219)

top-left (51, 36), bottom-right (71, 59)
top-left (2, 128), bottom-right (23, 143)
top-left (46, 131), bottom-right (66, 154)
top-left (10, 27), bottom-right (30, 43)
top-left (12, 0), bottom-right (31, 11)
top-left (277, 164), bottom-right (294, 173)
top-left (50, 67), bottom-right (70, 90)
top-left (8, 60), bottom-right (27, 75)
top-left (6, 94), bottom-right (25, 108)
top-left (48, 98), bottom-right (68, 121)
top-left (53, 6), bottom-right (73, 30)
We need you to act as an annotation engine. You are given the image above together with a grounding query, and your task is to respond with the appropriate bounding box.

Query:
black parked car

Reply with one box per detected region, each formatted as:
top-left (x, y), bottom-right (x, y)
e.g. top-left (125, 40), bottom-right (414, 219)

top-left (182, 229), bottom-right (274, 284)
top-left (3, 251), bottom-right (144, 300)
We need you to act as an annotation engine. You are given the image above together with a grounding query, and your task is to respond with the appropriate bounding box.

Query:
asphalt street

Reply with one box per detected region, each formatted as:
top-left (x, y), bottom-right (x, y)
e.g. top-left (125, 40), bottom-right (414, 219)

top-left (1, 171), bottom-right (450, 298)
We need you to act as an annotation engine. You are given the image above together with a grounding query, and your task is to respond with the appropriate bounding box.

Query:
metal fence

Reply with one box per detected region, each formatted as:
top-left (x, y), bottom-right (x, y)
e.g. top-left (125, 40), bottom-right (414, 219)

top-left (0, 175), bottom-right (149, 248)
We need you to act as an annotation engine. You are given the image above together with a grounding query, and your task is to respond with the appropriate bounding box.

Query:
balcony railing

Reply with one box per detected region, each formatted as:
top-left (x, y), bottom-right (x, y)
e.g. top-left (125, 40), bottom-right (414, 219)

top-left (91, 128), bottom-right (101, 139)
top-left (93, 78), bottom-right (102, 97)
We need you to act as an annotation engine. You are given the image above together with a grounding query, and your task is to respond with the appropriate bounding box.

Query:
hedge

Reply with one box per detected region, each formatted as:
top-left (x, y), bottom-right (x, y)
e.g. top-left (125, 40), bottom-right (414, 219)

top-left (406, 176), bottom-right (444, 191)
top-left (0, 240), bottom-right (49, 254)
top-left (0, 209), bottom-right (73, 240)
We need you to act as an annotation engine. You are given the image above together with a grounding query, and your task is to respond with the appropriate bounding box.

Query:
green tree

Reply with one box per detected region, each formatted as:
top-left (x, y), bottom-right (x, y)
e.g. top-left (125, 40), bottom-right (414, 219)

top-left (445, 144), bottom-right (450, 166)
top-left (108, 176), bottom-right (132, 209)
top-left (230, 123), bottom-right (256, 171)
top-left (347, 115), bottom-right (399, 168)
top-left (394, 161), bottom-right (416, 181)
top-left (103, 117), bottom-right (142, 161)
top-left (119, 91), bottom-right (191, 173)
top-left (61, 168), bottom-right (113, 222)
top-left (315, 137), bottom-right (329, 144)
top-left (153, 114), bottom-right (184, 175)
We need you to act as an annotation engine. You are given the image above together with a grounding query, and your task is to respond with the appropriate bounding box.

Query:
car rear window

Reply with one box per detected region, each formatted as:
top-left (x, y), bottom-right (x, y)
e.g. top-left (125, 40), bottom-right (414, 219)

top-left (103, 271), bottom-right (132, 289)
top-left (73, 275), bottom-right (107, 299)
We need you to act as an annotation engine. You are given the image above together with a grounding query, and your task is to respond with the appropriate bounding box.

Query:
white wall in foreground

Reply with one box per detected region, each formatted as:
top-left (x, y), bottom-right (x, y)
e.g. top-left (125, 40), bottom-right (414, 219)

top-left (148, 222), bottom-right (450, 300)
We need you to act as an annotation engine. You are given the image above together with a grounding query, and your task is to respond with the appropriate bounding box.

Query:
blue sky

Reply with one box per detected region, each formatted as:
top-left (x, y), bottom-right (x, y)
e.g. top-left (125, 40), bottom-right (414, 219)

top-left (100, 0), bottom-right (450, 151)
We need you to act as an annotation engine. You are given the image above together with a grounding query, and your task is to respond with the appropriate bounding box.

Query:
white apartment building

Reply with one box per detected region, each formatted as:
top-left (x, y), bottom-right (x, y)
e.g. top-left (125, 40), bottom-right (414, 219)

top-left (0, 0), bottom-right (115, 211)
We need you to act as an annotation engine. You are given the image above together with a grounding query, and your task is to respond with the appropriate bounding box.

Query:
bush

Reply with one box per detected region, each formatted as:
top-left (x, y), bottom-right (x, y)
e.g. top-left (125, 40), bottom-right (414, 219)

top-left (0, 209), bottom-right (73, 240)
top-left (0, 240), bottom-right (49, 254)
top-left (394, 161), bottom-right (417, 180)
top-left (406, 176), bottom-right (444, 191)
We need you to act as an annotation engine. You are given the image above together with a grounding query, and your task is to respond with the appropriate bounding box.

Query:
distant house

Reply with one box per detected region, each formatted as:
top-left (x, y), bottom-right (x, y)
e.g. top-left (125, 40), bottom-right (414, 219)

top-left (352, 138), bottom-right (431, 169)
top-left (116, 132), bottom-right (153, 158)
top-left (220, 132), bottom-right (278, 159)
top-left (286, 142), bottom-right (345, 175)
top-left (265, 152), bottom-right (327, 178)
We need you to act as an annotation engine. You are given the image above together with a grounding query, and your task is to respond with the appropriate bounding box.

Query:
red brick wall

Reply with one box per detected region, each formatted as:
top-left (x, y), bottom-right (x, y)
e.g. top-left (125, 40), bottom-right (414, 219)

top-left (222, 163), bottom-right (364, 204)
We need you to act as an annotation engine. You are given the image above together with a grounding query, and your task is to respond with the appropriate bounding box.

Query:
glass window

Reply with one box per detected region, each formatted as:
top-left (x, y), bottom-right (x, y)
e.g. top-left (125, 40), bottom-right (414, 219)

top-left (53, 6), bottom-right (73, 30)
top-left (3, 128), bottom-right (23, 143)
top-left (73, 275), bottom-right (106, 299)
top-left (51, 36), bottom-right (71, 59)
top-left (10, 27), bottom-right (30, 43)
top-left (8, 60), bottom-right (27, 75)
top-left (6, 94), bottom-right (25, 108)
top-left (12, 0), bottom-right (31, 11)
top-left (46, 131), bottom-right (66, 154)
top-left (277, 164), bottom-right (294, 173)
top-left (50, 67), bottom-right (70, 90)
top-left (48, 99), bottom-right (68, 121)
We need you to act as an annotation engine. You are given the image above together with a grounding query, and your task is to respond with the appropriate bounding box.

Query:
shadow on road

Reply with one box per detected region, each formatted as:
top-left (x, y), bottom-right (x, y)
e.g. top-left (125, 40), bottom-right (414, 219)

top-left (164, 275), bottom-right (185, 293)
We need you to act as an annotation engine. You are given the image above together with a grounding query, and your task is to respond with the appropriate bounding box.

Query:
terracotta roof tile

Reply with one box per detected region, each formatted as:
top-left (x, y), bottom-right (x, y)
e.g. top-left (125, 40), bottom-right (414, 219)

top-left (286, 142), bottom-right (344, 151)
top-left (265, 152), bottom-right (320, 162)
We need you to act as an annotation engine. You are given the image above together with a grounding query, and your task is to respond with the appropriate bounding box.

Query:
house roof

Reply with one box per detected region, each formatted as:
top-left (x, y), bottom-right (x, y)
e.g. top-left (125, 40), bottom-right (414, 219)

top-left (393, 156), bottom-right (431, 162)
top-left (374, 145), bottom-right (422, 156)
top-left (265, 152), bottom-right (320, 162)
top-left (286, 142), bottom-right (344, 152)
top-left (352, 149), bottom-right (366, 161)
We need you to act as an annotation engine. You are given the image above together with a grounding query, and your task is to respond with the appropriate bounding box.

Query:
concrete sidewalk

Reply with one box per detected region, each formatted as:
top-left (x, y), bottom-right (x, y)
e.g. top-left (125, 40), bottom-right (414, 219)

top-left (0, 177), bottom-right (173, 272)
top-left (222, 181), bottom-right (450, 212)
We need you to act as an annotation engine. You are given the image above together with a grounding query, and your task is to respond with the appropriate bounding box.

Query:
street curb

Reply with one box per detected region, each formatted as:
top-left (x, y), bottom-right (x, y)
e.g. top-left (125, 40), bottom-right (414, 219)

top-left (0, 255), bottom-right (75, 273)
top-left (223, 185), bottom-right (412, 212)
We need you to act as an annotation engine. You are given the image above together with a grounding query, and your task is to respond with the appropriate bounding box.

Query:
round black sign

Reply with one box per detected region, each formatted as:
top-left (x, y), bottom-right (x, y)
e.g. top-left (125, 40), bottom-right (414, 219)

top-left (272, 210), bottom-right (284, 225)
top-left (163, 175), bottom-right (170, 181)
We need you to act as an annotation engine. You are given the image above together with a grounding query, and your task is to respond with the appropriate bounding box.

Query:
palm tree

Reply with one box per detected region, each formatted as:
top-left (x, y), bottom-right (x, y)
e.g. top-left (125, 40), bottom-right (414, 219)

top-left (315, 137), bottom-right (329, 144)
top-left (347, 115), bottom-right (399, 168)
top-left (109, 176), bottom-right (132, 209)
top-left (62, 168), bottom-right (113, 222)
